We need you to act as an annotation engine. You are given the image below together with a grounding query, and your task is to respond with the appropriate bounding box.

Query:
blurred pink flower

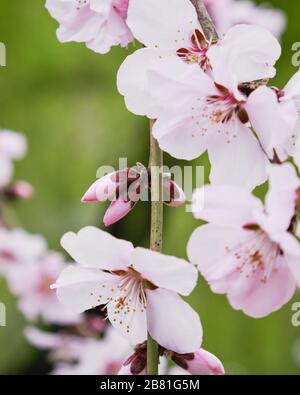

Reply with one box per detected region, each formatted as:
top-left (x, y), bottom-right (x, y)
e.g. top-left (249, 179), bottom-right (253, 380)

top-left (4, 180), bottom-right (34, 200)
top-left (45, 0), bottom-right (133, 54)
top-left (26, 326), bottom-right (131, 375)
top-left (0, 130), bottom-right (27, 188)
top-left (118, 0), bottom-right (281, 118)
top-left (205, 0), bottom-right (286, 39)
top-left (52, 226), bottom-right (201, 353)
top-left (81, 165), bottom-right (185, 227)
top-left (188, 163), bottom-right (300, 318)
top-left (0, 228), bottom-right (46, 276)
top-left (8, 251), bottom-right (81, 324)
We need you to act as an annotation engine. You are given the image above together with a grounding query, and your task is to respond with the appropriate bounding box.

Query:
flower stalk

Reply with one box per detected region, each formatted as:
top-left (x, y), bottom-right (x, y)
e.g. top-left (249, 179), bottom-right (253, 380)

top-left (147, 119), bottom-right (163, 375)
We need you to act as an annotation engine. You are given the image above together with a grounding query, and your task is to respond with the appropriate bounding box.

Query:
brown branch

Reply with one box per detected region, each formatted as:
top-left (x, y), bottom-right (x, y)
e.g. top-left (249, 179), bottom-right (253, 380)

top-left (189, 0), bottom-right (219, 42)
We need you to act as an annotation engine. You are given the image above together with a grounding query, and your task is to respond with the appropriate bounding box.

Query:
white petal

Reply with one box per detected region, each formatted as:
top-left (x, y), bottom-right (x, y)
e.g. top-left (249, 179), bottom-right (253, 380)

top-left (53, 265), bottom-right (119, 313)
top-left (127, 0), bottom-right (198, 49)
top-left (245, 86), bottom-right (298, 160)
top-left (208, 24), bottom-right (281, 85)
top-left (266, 163), bottom-right (299, 232)
top-left (61, 226), bottom-right (134, 271)
top-left (146, 289), bottom-right (202, 353)
top-left (207, 122), bottom-right (268, 190)
top-left (148, 56), bottom-right (214, 114)
top-left (117, 48), bottom-right (165, 118)
top-left (294, 134), bottom-right (300, 171)
top-left (187, 224), bottom-right (246, 277)
top-left (132, 247), bottom-right (197, 296)
top-left (192, 184), bottom-right (262, 227)
top-left (286, 255), bottom-right (300, 288)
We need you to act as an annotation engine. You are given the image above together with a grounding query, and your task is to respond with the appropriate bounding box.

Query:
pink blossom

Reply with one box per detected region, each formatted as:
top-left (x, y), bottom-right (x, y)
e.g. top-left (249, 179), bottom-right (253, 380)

top-left (0, 130), bottom-right (27, 188)
top-left (117, 0), bottom-right (281, 118)
top-left (205, 0), bottom-right (286, 39)
top-left (8, 252), bottom-right (81, 324)
top-left (147, 58), bottom-right (269, 189)
top-left (188, 163), bottom-right (300, 318)
top-left (45, 0), bottom-right (133, 54)
top-left (52, 226), bottom-right (202, 353)
top-left (0, 228), bottom-right (46, 276)
top-left (81, 165), bottom-right (185, 226)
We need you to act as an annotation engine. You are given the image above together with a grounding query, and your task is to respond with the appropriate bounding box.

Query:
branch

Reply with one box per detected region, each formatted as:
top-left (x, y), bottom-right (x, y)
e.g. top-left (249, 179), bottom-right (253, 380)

top-left (147, 120), bottom-right (163, 375)
top-left (190, 0), bottom-right (219, 42)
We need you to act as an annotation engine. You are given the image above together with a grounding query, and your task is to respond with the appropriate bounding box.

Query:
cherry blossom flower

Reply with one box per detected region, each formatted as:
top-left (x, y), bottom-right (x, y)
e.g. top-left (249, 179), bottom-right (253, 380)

top-left (7, 252), bottom-right (81, 324)
top-left (0, 130), bottom-right (27, 188)
top-left (205, 0), bottom-right (286, 39)
top-left (82, 165), bottom-right (185, 226)
top-left (147, 57), bottom-right (269, 189)
top-left (52, 226), bottom-right (202, 353)
top-left (0, 228), bottom-right (47, 276)
top-left (45, 0), bottom-right (133, 54)
top-left (117, 0), bottom-right (281, 118)
top-left (187, 163), bottom-right (300, 318)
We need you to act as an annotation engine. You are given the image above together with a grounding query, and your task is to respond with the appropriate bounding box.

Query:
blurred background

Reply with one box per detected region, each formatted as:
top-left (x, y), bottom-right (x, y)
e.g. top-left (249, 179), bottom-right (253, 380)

top-left (0, 0), bottom-right (299, 374)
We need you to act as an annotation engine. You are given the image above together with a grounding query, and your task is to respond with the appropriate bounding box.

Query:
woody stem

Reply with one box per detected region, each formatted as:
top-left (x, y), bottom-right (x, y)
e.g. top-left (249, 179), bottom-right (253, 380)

top-left (147, 119), bottom-right (163, 375)
top-left (189, 0), bottom-right (219, 42)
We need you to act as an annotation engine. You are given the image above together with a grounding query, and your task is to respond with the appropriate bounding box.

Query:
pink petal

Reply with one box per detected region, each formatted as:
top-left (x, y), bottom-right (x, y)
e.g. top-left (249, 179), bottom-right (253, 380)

top-left (146, 289), bottom-right (202, 353)
top-left (186, 349), bottom-right (225, 375)
top-left (103, 199), bottom-right (136, 227)
top-left (61, 227), bottom-right (134, 271)
top-left (266, 163), bottom-right (299, 232)
top-left (127, 0), bottom-right (198, 49)
top-left (245, 86), bottom-right (298, 160)
top-left (52, 265), bottom-right (120, 314)
top-left (207, 122), bottom-right (268, 190)
top-left (192, 184), bottom-right (262, 228)
top-left (132, 247), bottom-right (197, 296)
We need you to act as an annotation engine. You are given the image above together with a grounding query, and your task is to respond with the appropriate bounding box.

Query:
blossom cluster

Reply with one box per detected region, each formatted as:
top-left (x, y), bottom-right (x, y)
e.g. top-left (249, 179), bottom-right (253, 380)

top-left (1, 0), bottom-right (298, 376)
top-left (42, 0), bottom-right (300, 375)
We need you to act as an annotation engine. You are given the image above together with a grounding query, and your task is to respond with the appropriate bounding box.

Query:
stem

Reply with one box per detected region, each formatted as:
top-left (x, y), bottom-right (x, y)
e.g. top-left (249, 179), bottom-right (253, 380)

top-left (147, 119), bottom-right (163, 375)
top-left (189, 0), bottom-right (219, 42)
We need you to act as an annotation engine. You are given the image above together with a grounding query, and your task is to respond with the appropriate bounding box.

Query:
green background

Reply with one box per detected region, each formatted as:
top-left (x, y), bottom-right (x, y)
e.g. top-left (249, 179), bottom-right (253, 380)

top-left (0, 0), bottom-right (299, 374)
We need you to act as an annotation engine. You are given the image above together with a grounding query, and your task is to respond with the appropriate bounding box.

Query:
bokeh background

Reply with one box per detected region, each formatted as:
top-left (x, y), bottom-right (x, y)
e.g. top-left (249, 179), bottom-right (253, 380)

top-left (0, 0), bottom-right (300, 375)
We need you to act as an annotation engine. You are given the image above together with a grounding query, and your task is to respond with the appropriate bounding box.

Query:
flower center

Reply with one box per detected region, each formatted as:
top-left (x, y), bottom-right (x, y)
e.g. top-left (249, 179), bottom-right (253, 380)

top-left (37, 275), bottom-right (55, 295)
top-left (177, 29), bottom-right (210, 70)
top-left (228, 228), bottom-right (283, 284)
top-left (102, 268), bottom-right (156, 334)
